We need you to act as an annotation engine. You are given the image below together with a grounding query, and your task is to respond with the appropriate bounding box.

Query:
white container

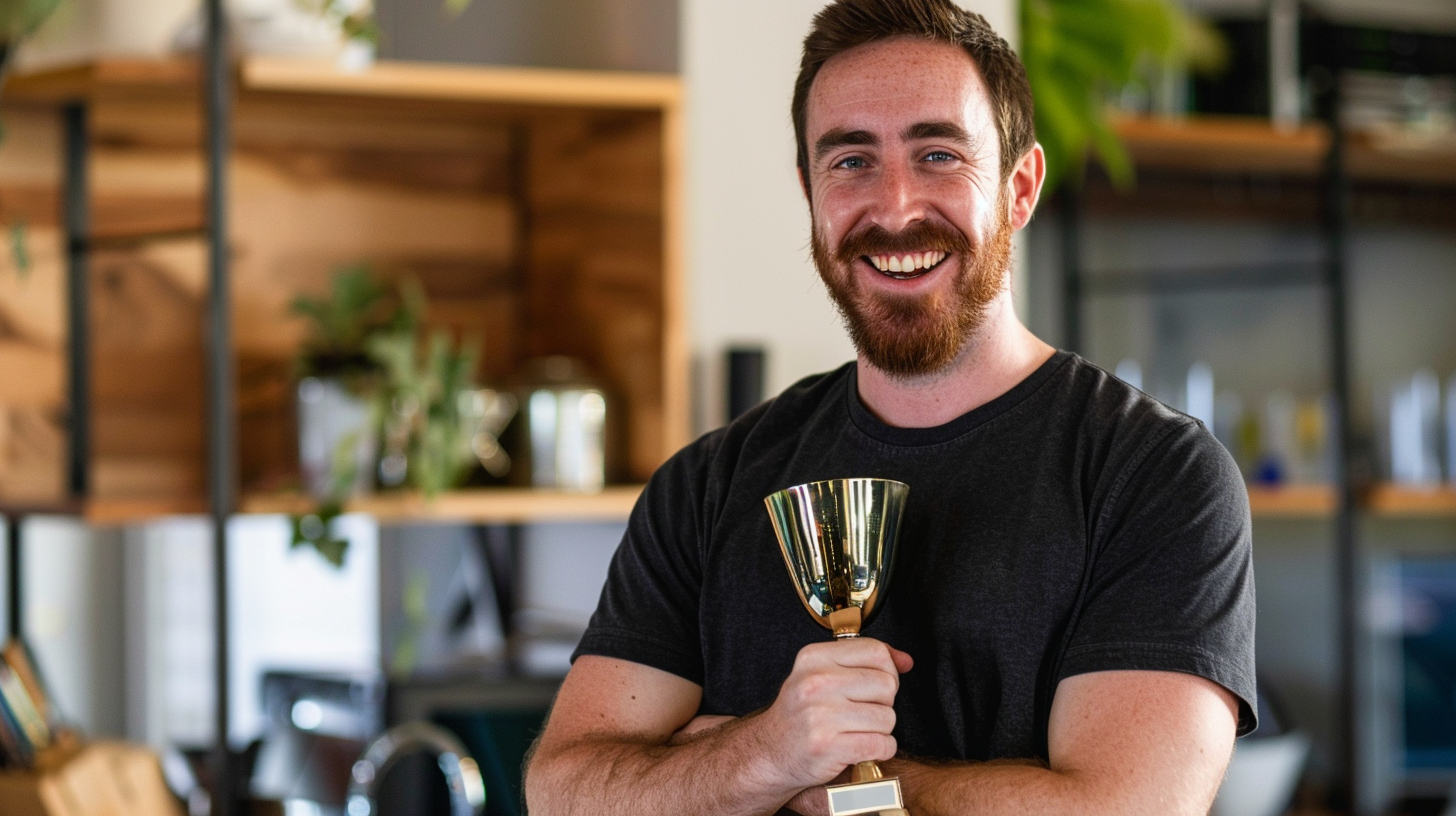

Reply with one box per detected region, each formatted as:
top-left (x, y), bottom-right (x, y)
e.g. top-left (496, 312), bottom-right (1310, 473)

top-left (297, 377), bottom-right (377, 499)
top-left (1390, 370), bottom-right (1443, 485)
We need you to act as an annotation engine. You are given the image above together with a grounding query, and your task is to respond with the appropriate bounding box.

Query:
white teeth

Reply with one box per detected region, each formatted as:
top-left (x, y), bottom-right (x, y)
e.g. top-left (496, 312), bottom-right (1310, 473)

top-left (867, 251), bottom-right (947, 275)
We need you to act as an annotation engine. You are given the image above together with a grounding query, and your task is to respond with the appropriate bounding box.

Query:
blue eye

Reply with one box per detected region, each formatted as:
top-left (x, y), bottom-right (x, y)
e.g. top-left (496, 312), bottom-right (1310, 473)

top-left (835, 156), bottom-right (867, 170)
top-left (924, 151), bottom-right (955, 163)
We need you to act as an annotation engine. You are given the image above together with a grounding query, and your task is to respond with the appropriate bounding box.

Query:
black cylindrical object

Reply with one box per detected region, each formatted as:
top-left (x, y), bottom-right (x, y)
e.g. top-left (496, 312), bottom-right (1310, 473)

top-left (726, 346), bottom-right (766, 422)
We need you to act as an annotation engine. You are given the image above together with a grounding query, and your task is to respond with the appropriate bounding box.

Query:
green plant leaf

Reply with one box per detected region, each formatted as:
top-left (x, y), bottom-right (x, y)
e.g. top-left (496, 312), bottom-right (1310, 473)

top-left (290, 501), bottom-right (348, 567)
top-left (0, 0), bottom-right (63, 40)
top-left (1020, 0), bottom-right (1191, 193)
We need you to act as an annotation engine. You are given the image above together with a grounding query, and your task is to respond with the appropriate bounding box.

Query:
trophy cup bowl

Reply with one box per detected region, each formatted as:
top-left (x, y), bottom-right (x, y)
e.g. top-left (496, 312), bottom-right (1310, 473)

top-left (765, 478), bottom-right (910, 816)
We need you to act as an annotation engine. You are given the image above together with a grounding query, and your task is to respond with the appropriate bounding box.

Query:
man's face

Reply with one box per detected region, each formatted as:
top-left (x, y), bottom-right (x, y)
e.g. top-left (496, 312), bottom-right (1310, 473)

top-left (804, 36), bottom-right (1015, 378)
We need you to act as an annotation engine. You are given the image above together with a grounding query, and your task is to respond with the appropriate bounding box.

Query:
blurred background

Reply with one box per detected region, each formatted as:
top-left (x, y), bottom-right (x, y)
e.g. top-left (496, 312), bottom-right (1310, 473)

top-left (0, 0), bottom-right (1452, 815)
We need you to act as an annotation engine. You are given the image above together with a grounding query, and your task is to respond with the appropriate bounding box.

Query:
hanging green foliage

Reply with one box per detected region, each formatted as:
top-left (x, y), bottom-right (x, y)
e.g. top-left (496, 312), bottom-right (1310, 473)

top-left (0, 0), bottom-right (62, 43)
top-left (1020, 0), bottom-right (1184, 192)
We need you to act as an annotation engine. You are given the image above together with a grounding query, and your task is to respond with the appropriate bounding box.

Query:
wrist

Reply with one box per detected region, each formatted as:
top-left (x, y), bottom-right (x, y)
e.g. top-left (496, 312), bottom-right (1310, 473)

top-left (729, 707), bottom-right (808, 802)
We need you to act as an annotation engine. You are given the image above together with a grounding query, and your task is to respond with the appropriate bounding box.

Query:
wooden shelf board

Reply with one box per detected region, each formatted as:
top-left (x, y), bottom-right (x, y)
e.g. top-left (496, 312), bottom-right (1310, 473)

top-left (1247, 483), bottom-right (1337, 518)
top-left (85, 497), bottom-right (207, 525)
top-left (1116, 115), bottom-right (1329, 176)
top-left (242, 57), bottom-right (680, 110)
top-left (5, 57), bottom-right (682, 112)
top-left (4, 56), bottom-right (681, 114)
top-left (1365, 484), bottom-right (1456, 517)
top-left (241, 485), bottom-right (644, 524)
top-left (1114, 115), bottom-right (1456, 186)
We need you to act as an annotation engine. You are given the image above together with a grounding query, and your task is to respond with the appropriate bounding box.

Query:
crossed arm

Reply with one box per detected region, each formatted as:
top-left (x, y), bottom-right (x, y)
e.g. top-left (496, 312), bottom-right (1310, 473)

top-left (524, 640), bottom-right (1240, 816)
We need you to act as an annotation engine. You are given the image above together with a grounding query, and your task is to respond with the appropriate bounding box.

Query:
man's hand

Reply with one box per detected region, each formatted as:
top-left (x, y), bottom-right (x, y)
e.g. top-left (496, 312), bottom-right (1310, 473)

top-left (526, 639), bottom-right (912, 816)
top-left (755, 637), bottom-right (915, 790)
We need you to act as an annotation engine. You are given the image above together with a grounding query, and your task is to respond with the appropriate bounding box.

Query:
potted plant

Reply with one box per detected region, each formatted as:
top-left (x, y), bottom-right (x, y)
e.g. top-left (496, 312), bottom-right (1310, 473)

top-left (290, 264), bottom-right (507, 565)
top-left (1020, 0), bottom-right (1224, 192)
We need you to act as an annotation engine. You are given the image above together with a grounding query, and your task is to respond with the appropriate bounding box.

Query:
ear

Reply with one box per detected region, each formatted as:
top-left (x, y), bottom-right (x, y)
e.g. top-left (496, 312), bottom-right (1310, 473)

top-left (1005, 143), bottom-right (1046, 231)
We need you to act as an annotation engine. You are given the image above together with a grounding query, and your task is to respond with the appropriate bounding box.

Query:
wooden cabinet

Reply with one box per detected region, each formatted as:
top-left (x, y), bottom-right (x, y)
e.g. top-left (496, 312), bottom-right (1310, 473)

top-left (0, 57), bottom-right (687, 521)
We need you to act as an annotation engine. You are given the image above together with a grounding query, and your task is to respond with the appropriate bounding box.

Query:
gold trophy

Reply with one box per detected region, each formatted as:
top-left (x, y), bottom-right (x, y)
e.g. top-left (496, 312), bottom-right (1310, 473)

top-left (765, 478), bottom-right (911, 816)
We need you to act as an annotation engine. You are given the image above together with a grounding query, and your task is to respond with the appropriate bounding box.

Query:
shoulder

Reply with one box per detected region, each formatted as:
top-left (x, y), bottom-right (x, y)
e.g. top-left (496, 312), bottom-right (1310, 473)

top-left (638, 362), bottom-right (855, 510)
top-left (1047, 356), bottom-right (1246, 516)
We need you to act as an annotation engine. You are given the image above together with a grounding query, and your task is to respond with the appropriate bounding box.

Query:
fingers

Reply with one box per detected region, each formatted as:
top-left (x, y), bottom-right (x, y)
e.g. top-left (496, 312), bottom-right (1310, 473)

top-left (783, 666), bottom-right (900, 708)
top-left (887, 645), bottom-right (914, 674)
top-left (757, 638), bottom-right (909, 788)
top-left (795, 638), bottom-right (910, 676)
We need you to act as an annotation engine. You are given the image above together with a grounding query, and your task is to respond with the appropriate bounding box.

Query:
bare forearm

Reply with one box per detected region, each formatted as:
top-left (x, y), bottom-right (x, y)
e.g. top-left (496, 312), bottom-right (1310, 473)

top-left (882, 757), bottom-right (1217, 816)
top-left (526, 717), bottom-right (795, 816)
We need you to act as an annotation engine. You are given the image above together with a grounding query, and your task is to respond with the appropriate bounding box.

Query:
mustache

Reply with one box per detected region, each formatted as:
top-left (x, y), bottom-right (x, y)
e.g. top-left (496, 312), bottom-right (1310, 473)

top-left (835, 220), bottom-right (972, 265)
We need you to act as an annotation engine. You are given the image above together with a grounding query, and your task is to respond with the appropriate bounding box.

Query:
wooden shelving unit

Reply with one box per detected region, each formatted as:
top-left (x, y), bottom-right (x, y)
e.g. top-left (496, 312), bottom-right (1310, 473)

top-left (0, 56), bottom-right (688, 519)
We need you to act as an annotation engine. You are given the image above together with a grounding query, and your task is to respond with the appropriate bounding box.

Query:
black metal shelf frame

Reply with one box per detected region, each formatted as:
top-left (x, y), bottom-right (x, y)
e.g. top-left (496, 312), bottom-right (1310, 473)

top-left (1059, 71), bottom-right (1367, 814)
top-left (0, 0), bottom-right (239, 810)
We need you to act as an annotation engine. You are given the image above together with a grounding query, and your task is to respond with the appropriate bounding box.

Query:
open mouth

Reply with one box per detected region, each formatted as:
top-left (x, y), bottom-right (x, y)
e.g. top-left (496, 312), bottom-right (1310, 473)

top-left (863, 251), bottom-right (948, 280)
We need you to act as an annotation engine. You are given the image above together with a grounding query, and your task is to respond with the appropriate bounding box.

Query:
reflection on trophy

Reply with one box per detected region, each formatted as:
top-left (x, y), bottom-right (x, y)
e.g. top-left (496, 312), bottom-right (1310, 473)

top-left (765, 478), bottom-right (911, 816)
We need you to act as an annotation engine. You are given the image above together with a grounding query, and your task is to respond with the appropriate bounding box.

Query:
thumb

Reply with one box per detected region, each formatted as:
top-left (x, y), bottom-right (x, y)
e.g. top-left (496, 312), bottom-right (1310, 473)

top-left (887, 645), bottom-right (914, 674)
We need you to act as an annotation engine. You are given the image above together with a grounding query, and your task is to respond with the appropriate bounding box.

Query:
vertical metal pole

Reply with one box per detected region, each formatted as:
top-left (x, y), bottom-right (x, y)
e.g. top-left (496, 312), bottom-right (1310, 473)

top-left (1322, 70), bottom-right (1364, 816)
top-left (63, 103), bottom-right (89, 500)
top-left (4, 515), bottom-right (18, 641)
top-left (204, 0), bottom-right (235, 811)
top-left (1058, 185), bottom-right (1083, 354)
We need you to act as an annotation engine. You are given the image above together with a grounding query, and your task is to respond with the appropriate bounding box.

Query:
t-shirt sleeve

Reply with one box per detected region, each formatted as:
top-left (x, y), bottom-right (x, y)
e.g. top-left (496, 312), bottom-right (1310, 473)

top-left (570, 438), bottom-right (712, 686)
top-left (1057, 419), bottom-right (1258, 736)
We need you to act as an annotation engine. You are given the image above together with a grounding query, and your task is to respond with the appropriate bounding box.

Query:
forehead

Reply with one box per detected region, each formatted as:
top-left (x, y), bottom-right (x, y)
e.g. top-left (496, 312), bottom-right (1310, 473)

top-left (805, 36), bottom-right (995, 146)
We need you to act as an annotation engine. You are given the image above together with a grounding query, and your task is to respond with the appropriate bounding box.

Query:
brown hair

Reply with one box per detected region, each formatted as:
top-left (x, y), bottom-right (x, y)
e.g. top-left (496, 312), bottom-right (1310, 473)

top-left (792, 0), bottom-right (1035, 187)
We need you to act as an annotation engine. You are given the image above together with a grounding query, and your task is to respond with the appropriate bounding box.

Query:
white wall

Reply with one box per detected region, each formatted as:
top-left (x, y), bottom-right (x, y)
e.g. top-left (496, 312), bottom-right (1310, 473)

top-left (7, 517), bottom-right (127, 738)
top-left (682, 0), bottom-right (1020, 431)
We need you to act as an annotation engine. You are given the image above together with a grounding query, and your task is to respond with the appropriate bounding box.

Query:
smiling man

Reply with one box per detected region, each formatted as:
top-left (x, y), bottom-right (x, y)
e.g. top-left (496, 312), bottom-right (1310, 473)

top-left (524, 2), bottom-right (1255, 815)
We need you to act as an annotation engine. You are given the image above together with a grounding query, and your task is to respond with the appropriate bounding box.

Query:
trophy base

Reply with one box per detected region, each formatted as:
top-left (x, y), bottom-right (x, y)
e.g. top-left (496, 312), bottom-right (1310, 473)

top-left (825, 777), bottom-right (906, 816)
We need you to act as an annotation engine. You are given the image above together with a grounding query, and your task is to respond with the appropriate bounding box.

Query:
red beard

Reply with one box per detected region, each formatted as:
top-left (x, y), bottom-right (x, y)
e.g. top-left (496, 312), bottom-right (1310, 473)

top-left (812, 207), bottom-right (1012, 378)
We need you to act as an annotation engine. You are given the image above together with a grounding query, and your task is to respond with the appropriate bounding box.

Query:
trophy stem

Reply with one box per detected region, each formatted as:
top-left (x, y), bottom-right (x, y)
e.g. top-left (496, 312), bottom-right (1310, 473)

top-left (851, 761), bottom-right (883, 783)
top-left (828, 606), bottom-right (863, 639)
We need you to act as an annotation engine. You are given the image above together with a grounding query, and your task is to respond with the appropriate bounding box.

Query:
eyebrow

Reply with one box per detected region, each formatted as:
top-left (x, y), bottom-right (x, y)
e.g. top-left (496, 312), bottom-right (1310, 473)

top-left (902, 120), bottom-right (975, 148)
top-left (813, 127), bottom-right (877, 162)
top-left (812, 120), bottom-right (980, 163)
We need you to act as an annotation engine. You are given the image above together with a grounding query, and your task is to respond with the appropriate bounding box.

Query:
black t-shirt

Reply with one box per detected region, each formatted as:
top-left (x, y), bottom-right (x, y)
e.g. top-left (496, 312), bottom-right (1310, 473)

top-left (574, 352), bottom-right (1257, 762)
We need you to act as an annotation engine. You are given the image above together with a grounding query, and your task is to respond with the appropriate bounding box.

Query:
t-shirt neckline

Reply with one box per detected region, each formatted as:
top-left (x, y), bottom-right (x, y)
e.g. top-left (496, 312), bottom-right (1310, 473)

top-left (845, 350), bottom-right (1074, 447)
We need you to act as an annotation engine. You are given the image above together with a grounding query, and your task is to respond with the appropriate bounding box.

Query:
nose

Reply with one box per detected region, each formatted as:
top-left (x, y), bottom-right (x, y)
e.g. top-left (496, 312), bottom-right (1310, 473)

top-left (867, 158), bottom-right (927, 232)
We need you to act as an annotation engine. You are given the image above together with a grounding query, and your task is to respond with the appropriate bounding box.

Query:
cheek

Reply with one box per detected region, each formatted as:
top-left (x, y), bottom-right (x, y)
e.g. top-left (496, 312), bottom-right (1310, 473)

top-left (811, 188), bottom-right (856, 244)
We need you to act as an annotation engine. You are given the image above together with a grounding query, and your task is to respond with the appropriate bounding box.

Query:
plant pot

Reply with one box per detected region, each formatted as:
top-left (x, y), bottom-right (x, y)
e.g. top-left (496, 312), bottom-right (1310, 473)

top-left (297, 376), bottom-right (377, 499)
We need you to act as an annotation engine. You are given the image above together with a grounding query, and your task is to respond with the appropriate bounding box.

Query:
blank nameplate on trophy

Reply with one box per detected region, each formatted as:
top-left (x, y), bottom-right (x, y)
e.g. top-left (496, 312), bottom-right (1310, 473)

top-left (827, 778), bottom-right (903, 816)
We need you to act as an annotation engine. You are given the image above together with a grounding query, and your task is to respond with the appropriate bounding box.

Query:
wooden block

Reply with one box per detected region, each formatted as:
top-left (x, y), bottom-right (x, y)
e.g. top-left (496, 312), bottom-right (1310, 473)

top-left (0, 740), bottom-right (184, 816)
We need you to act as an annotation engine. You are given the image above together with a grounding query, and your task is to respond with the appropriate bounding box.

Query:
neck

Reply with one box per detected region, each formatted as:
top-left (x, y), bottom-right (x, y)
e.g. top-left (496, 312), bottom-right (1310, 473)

top-left (855, 292), bottom-right (1056, 428)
